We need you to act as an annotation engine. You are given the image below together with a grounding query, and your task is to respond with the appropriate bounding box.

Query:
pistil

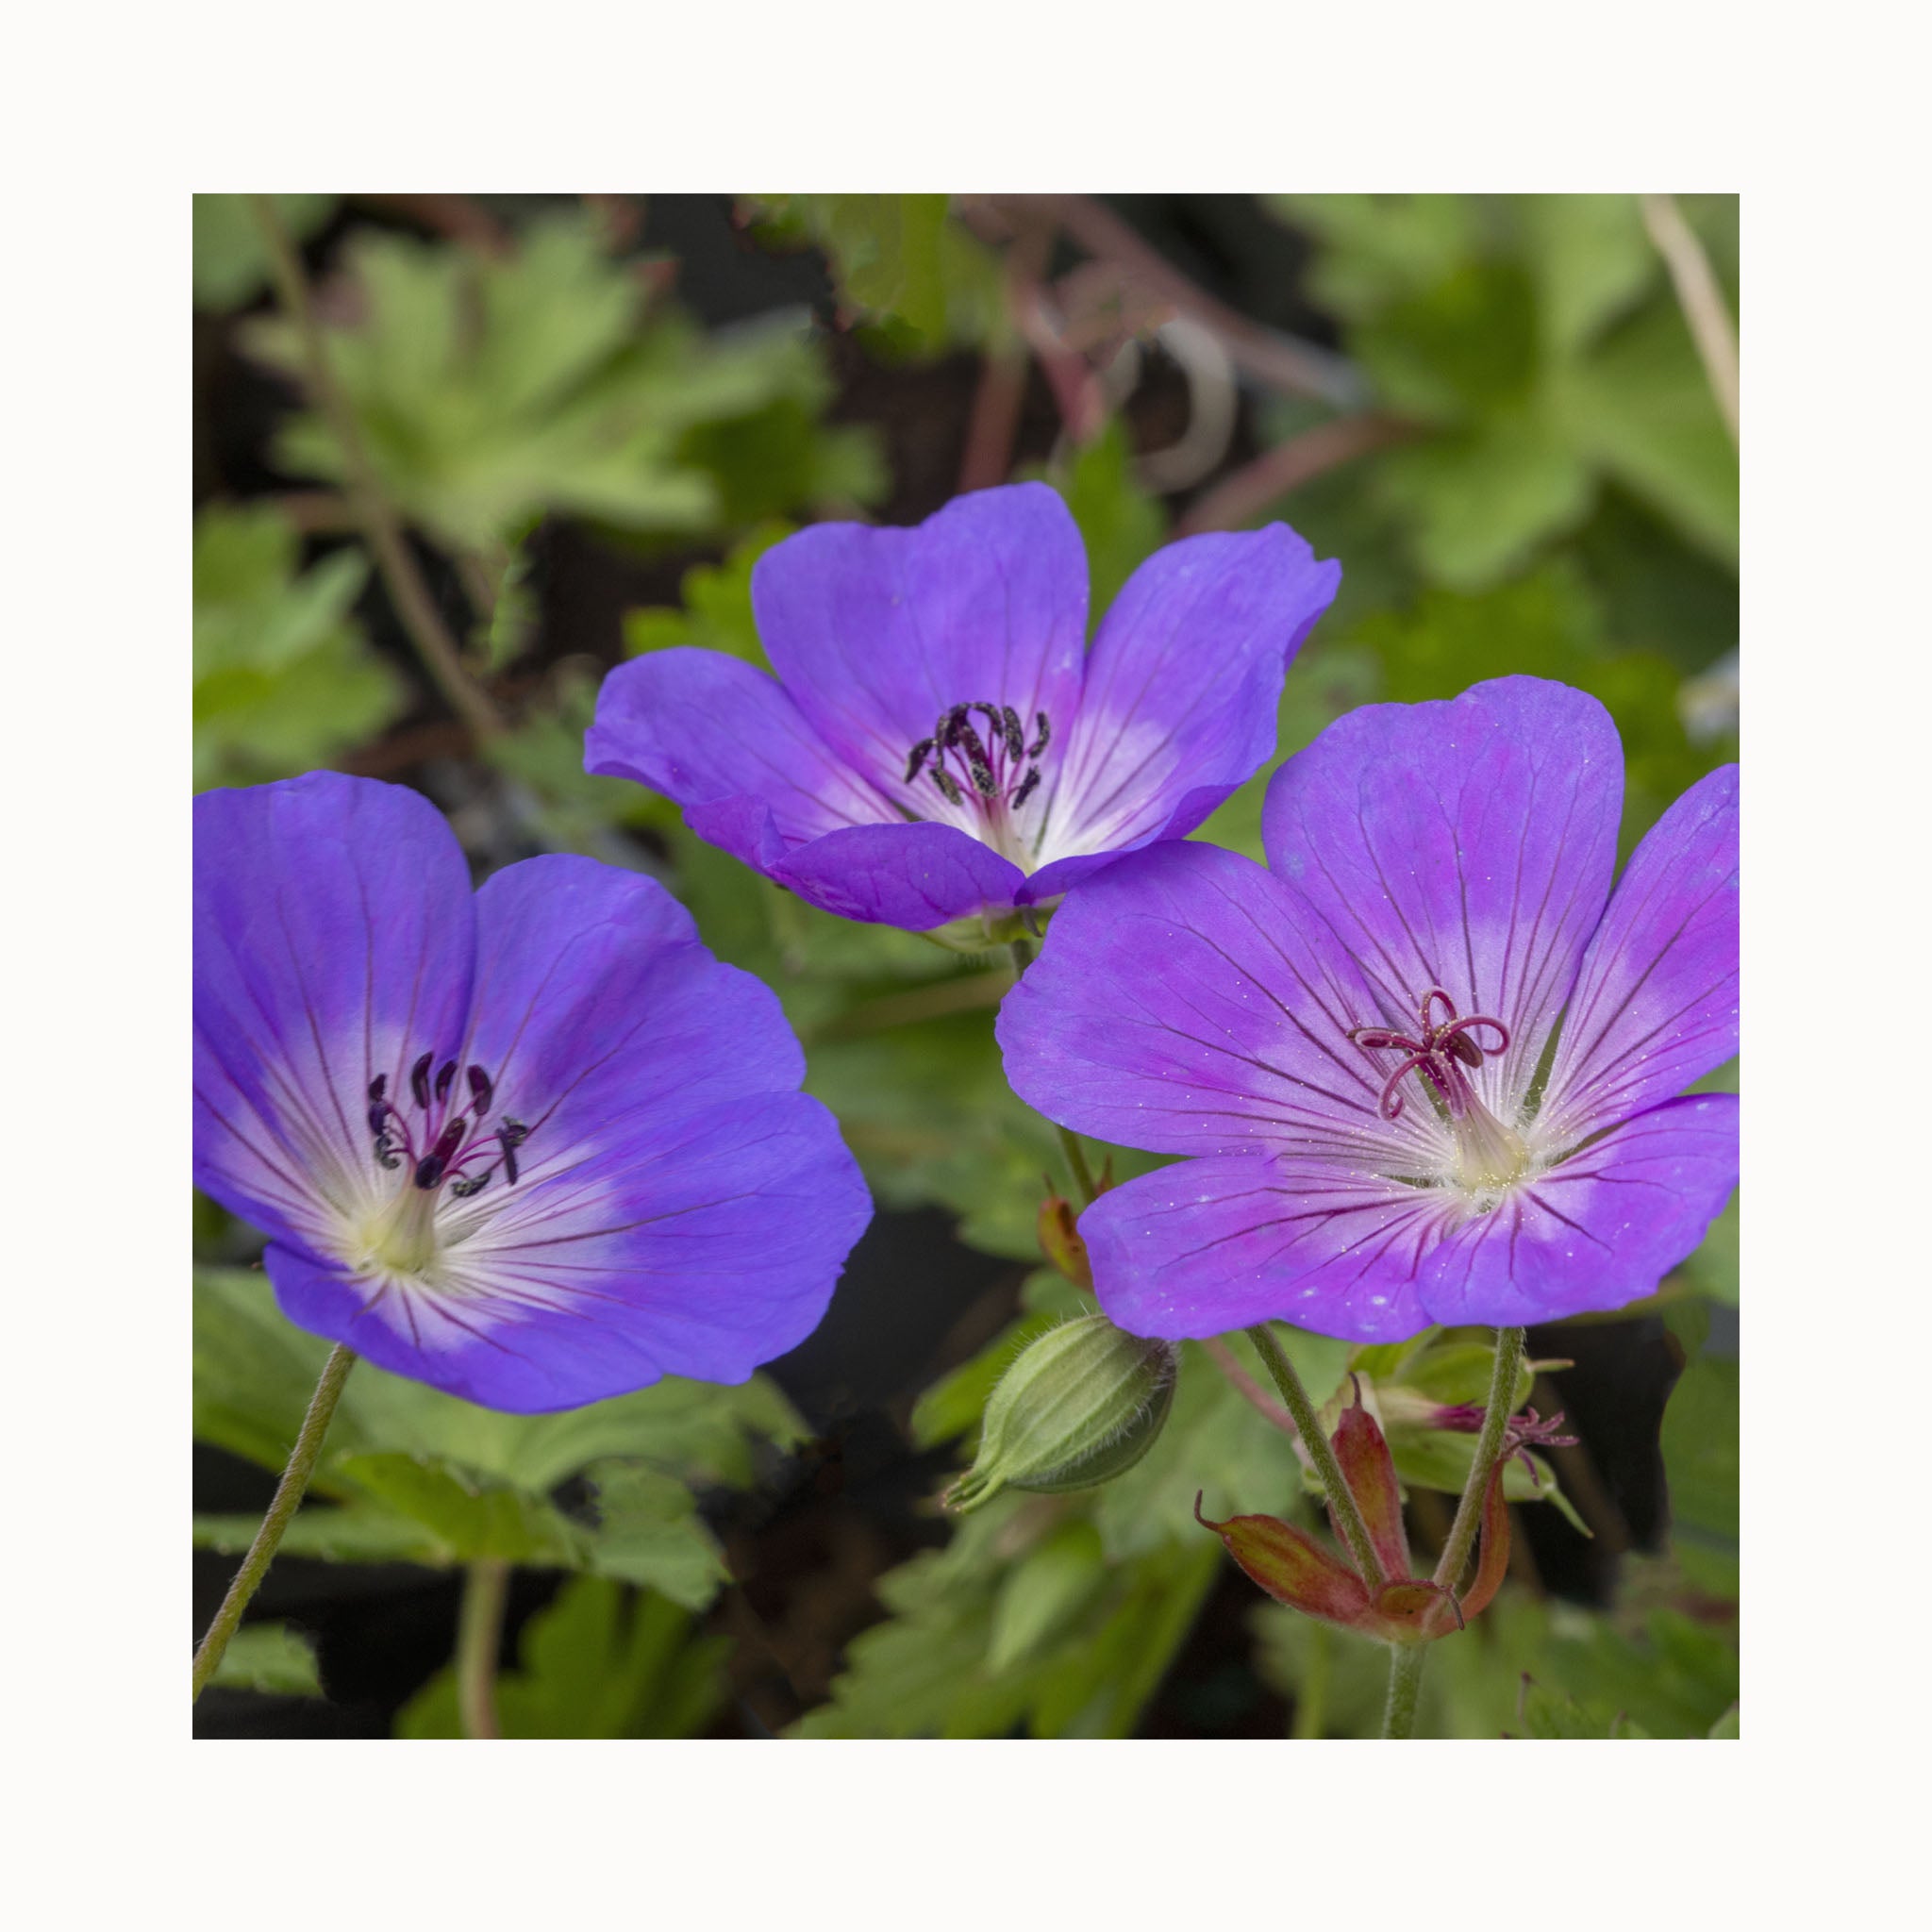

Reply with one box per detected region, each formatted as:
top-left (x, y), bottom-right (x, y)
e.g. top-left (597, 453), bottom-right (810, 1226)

top-left (1351, 987), bottom-right (1527, 1195)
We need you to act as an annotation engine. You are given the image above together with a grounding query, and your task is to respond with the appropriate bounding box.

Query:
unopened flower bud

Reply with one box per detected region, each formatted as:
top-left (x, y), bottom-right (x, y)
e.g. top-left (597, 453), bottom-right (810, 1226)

top-left (946, 1314), bottom-right (1177, 1512)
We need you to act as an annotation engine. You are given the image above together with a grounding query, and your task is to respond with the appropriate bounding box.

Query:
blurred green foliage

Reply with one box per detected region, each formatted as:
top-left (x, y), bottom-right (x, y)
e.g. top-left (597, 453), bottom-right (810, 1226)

top-left (193, 193), bottom-right (338, 309)
top-left (208, 1622), bottom-right (323, 1698)
top-left (241, 211), bottom-right (881, 554)
top-left (397, 1576), bottom-right (727, 1740)
top-left (193, 1267), bottom-right (801, 1613)
top-left (1271, 192), bottom-right (1736, 587)
top-left (192, 503), bottom-right (404, 791)
top-left (193, 193), bottom-right (1739, 1739)
top-left (747, 194), bottom-right (1007, 358)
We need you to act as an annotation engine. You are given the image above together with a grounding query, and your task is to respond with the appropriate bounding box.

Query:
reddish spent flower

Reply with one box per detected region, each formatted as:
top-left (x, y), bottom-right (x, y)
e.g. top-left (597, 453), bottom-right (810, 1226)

top-left (1196, 1388), bottom-right (1511, 1643)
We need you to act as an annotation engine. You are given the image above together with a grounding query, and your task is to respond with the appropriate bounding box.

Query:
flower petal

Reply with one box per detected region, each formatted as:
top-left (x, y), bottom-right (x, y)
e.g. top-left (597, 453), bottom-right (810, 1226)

top-left (1077, 1154), bottom-right (1441, 1342)
top-left (456, 856), bottom-right (807, 1163)
top-left (1535, 764), bottom-right (1739, 1146)
top-left (773, 820), bottom-right (1027, 929)
top-left (1260, 676), bottom-right (1624, 1114)
top-left (750, 483), bottom-right (1089, 818)
top-left (585, 647), bottom-right (898, 871)
top-left (998, 841), bottom-right (1432, 1164)
top-left (193, 774), bottom-right (475, 1257)
top-left (269, 1091), bottom-right (871, 1410)
top-left (1417, 1092), bottom-right (1739, 1327)
top-left (1037, 525), bottom-right (1340, 867)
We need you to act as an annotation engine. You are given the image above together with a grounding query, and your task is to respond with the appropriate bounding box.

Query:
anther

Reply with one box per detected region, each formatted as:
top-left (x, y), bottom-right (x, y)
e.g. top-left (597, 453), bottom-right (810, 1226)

top-left (368, 1074), bottom-right (387, 1104)
top-left (932, 769), bottom-right (964, 807)
top-left (1000, 705), bottom-right (1024, 761)
top-left (434, 1058), bottom-right (457, 1105)
top-left (374, 1133), bottom-right (400, 1171)
top-left (497, 1126), bottom-right (522, 1187)
top-left (1010, 767), bottom-right (1041, 808)
top-left (1027, 711), bottom-right (1051, 758)
top-left (450, 1169), bottom-right (494, 1199)
top-left (904, 738), bottom-right (935, 784)
top-left (969, 702), bottom-right (1006, 746)
top-left (466, 1064), bottom-right (493, 1116)
top-left (409, 1051), bottom-right (434, 1110)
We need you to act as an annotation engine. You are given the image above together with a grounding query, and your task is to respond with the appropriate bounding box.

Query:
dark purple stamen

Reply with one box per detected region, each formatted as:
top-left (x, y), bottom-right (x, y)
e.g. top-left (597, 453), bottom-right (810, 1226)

top-left (370, 1057), bottom-right (525, 1195)
top-left (1349, 985), bottom-right (1510, 1123)
top-left (905, 700), bottom-right (1052, 827)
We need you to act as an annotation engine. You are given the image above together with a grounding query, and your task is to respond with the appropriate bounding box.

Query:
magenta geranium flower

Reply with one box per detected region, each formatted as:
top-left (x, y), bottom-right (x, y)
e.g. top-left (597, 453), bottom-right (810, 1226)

top-left (586, 483), bottom-right (1340, 933)
top-left (194, 772), bottom-right (870, 1410)
top-left (997, 677), bottom-right (1738, 1341)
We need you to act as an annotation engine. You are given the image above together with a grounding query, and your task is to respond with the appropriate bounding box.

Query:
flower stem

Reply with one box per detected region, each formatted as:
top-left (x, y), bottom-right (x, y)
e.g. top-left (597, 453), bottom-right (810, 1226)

top-left (246, 195), bottom-right (504, 745)
top-left (457, 1559), bottom-right (510, 1739)
top-left (192, 1344), bottom-right (356, 1702)
top-left (1381, 1641), bottom-right (1426, 1740)
top-left (1242, 1324), bottom-right (1384, 1589)
top-left (1432, 1325), bottom-right (1525, 1596)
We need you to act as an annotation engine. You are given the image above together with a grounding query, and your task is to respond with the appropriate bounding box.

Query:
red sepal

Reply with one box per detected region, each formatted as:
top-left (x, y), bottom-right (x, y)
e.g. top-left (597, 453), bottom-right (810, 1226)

top-left (1194, 1494), bottom-right (1374, 1628)
top-left (1328, 1384), bottom-right (1412, 1582)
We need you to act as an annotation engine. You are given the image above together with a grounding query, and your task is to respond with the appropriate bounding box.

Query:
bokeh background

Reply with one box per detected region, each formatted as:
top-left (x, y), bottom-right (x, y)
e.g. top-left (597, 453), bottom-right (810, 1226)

top-left (192, 192), bottom-right (1739, 1739)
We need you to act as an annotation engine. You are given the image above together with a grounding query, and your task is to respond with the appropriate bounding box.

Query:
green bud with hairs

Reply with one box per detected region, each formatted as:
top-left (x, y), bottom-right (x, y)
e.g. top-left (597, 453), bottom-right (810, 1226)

top-left (945, 1314), bottom-right (1178, 1512)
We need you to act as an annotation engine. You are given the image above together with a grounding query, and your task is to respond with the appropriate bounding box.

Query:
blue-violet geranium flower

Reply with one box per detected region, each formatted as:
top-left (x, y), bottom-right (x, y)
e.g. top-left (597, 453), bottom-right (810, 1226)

top-left (996, 676), bottom-right (1739, 1341)
top-left (585, 482), bottom-right (1340, 935)
top-left (194, 772), bottom-right (871, 1410)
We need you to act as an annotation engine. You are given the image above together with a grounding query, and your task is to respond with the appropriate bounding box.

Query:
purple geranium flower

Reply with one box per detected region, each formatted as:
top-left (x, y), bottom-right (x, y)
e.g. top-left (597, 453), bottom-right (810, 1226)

top-left (586, 482), bottom-right (1340, 935)
top-left (194, 772), bottom-right (871, 1410)
top-left (997, 677), bottom-right (1738, 1341)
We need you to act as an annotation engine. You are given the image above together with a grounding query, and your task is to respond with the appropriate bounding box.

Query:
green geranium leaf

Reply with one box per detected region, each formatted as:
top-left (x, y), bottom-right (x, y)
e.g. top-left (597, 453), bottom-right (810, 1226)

top-left (576, 1461), bottom-right (728, 1610)
top-left (192, 505), bottom-right (404, 791)
top-left (1661, 1351), bottom-right (1740, 1541)
top-left (193, 194), bottom-right (337, 310)
top-left (242, 215), bottom-right (855, 553)
top-left (194, 1505), bottom-right (454, 1568)
top-left (329, 1452), bottom-right (587, 1566)
top-left (749, 194), bottom-right (1006, 355)
top-left (396, 1576), bottom-right (727, 1739)
top-left (208, 1623), bottom-right (324, 1698)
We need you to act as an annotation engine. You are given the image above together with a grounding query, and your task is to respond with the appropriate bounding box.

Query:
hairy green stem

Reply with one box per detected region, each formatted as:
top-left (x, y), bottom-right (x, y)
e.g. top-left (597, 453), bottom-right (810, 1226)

top-left (247, 195), bottom-right (504, 744)
top-left (192, 1345), bottom-right (357, 1702)
top-left (1432, 1325), bottom-right (1525, 1596)
top-left (1243, 1324), bottom-right (1384, 1589)
top-left (1381, 1641), bottom-right (1426, 1740)
top-left (457, 1559), bottom-right (511, 1739)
